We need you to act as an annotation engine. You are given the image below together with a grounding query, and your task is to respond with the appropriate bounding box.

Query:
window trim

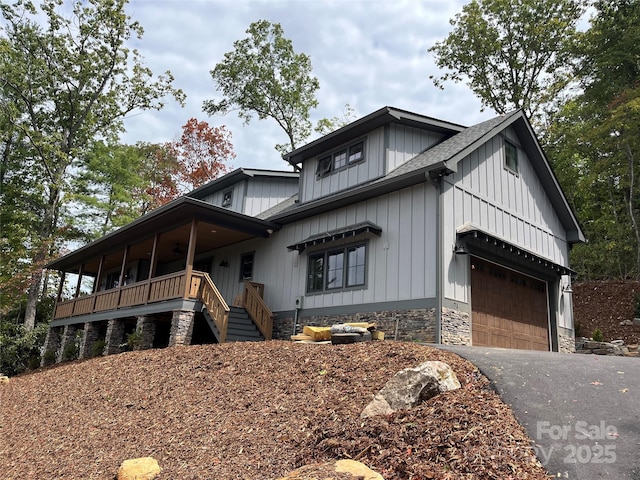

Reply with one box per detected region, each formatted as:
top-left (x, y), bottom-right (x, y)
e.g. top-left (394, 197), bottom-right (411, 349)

top-left (306, 242), bottom-right (368, 294)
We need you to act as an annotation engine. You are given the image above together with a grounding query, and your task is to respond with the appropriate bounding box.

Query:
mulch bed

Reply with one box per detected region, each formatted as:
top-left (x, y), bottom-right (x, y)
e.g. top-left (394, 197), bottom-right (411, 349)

top-left (0, 341), bottom-right (548, 479)
top-left (573, 281), bottom-right (640, 345)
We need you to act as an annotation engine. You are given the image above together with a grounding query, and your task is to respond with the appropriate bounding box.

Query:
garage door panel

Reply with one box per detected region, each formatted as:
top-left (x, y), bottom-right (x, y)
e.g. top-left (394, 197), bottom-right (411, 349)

top-left (471, 257), bottom-right (549, 351)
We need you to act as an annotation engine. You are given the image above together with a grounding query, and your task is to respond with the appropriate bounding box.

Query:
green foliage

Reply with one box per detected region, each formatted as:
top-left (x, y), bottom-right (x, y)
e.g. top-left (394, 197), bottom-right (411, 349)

top-left (41, 349), bottom-right (56, 367)
top-left (0, 322), bottom-right (48, 376)
top-left (204, 20), bottom-right (320, 155)
top-left (0, 0), bottom-right (184, 328)
top-left (61, 341), bottom-right (79, 362)
top-left (315, 104), bottom-right (358, 136)
top-left (429, 0), bottom-right (584, 122)
top-left (126, 330), bottom-right (143, 350)
top-left (91, 340), bottom-right (106, 358)
top-left (633, 293), bottom-right (640, 319)
top-left (592, 328), bottom-right (604, 342)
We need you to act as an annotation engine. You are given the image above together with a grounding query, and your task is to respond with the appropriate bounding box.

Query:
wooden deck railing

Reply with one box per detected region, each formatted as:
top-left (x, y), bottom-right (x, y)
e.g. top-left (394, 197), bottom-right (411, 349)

top-left (53, 271), bottom-right (189, 320)
top-left (53, 271), bottom-right (272, 342)
top-left (242, 281), bottom-right (274, 340)
top-left (194, 272), bottom-right (229, 342)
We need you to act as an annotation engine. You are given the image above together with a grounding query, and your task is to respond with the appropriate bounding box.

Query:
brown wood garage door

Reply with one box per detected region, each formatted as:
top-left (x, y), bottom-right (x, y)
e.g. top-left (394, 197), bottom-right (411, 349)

top-left (471, 257), bottom-right (549, 351)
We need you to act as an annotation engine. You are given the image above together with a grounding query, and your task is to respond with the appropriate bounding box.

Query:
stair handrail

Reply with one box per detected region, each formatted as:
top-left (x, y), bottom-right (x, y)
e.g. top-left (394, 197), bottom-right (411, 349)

top-left (242, 281), bottom-right (274, 340)
top-left (200, 273), bottom-right (230, 343)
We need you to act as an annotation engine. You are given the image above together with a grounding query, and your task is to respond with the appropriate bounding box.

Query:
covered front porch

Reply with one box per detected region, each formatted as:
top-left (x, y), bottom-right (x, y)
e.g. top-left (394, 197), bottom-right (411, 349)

top-left (45, 197), bottom-right (279, 363)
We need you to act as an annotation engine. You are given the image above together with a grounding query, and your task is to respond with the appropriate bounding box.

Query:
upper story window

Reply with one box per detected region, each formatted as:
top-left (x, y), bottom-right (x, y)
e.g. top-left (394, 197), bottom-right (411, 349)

top-left (222, 190), bottom-right (233, 208)
top-left (505, 139), bottom-right (518, 173)
top-left (307, 243), bottom-right (367, 293)
top-left (316, 140), bottom-right (366, 179)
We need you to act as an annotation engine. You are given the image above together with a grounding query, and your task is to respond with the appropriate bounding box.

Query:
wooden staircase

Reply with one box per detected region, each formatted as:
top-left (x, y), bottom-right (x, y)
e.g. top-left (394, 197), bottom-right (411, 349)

top-left (198, 275), bottom-right (273, 343)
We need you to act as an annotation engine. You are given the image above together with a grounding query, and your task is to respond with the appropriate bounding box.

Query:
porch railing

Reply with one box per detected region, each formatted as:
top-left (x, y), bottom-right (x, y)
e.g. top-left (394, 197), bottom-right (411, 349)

top-left (193, 272), bottom-right (229, 343)
top-left (242, 281), bottom-right (274, 340)
top-left (53, 271), bottom-right (272, 342)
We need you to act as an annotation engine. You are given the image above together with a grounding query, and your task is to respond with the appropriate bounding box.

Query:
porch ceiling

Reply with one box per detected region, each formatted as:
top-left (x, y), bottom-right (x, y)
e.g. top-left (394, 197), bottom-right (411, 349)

top-left (48, 197), bottom-right (279, 274)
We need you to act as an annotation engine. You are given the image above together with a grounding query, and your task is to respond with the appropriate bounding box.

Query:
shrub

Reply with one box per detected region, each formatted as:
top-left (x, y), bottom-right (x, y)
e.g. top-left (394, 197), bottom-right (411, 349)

top-left (42, 349), bottom-right (57, 366)
top-left (592, 328), bottom-right (604, 342)
top-left (126, 331), bottom-right (143, 350)
top-left (634, 293), bottom-right (640, 318)
top-left (0, 322), bottom-right (49, 376)
top-left (91, 340), bottom-right (106, 357)
top-left (62, 342), bottom-right (78, 361)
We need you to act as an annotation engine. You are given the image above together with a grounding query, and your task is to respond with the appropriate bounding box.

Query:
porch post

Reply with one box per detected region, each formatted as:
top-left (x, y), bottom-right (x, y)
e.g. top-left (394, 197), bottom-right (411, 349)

top-left (149, 233), bottom-right (159, 279)
top-left (74, 264), bottom-right (84, 298)
top-left (118, 246), bottom-right (130, 287)
top-left (183, 219), bottom-right (198, 299)
top-left (93, 255), bottom-right (105, 293)
top-left (56, 271), bottom-right (66, 303)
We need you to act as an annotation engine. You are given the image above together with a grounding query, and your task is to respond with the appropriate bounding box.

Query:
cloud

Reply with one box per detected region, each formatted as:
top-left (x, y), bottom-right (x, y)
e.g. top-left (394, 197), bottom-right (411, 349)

top-left (120, 0), bottom-right (494, 170)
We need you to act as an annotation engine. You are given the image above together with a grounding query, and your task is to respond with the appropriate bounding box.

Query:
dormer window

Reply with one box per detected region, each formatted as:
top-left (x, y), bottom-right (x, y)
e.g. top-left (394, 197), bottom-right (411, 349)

top-left (222, 190), bottom-right (233, 208)
top-left (333, 149), bottom-right (347, 170)
top-left (316, 139), bottom-right (366, 179)
top-left (348, 142), bottom-right (363, 163)
top-left (316, 156), bottom-right (332, 178)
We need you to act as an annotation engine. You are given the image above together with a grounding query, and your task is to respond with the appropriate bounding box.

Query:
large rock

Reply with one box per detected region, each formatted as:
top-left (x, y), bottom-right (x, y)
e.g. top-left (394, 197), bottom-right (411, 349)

top-left (361, 360), bottom-right (460, 418)
top-left (278, 459), bottom-right (384, 480)
top-left (117, 457), bottom-right (161, 480)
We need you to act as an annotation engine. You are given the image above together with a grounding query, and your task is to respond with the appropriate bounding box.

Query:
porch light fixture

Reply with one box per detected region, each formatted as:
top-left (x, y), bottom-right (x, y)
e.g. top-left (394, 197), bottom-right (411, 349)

top-left (563, 284), bottom-right (573, 294)
top-left (219, 259), bottom-right (229, 268)
top-left (173, 243), bottom-right (183, 256)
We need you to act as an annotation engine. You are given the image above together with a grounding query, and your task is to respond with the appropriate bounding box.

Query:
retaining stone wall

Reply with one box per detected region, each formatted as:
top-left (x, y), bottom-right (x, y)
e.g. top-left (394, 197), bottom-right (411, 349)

top-left (169, 311), bottom-right (195, 346)
top-left (440, 308), bottom-right (471, 346)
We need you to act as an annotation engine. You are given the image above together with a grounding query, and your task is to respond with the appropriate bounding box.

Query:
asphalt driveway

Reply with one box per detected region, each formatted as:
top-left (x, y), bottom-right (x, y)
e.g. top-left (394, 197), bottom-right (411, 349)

top-left (434, 346), bottom-right (640, 479)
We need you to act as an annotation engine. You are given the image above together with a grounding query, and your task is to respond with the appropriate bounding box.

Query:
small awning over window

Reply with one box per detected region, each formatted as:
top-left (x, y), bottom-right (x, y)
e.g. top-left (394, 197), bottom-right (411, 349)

top-left (457, 223), bottom-right (575, 277)
top-left (288, 221), bottom-right (382, 252)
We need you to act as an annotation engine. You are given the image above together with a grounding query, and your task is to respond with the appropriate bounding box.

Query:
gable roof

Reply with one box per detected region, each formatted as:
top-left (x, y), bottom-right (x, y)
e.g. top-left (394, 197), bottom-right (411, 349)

top-left (282, 106), bottom-right (465, 166)
top-left (188, 168), bottom-right (299, 201)
top-left (270, 110), bottom-right (585, 244)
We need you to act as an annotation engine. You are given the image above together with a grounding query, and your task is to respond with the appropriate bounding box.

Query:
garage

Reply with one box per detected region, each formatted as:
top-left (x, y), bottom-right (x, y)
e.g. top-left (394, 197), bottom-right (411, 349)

top-left (471, 257), bottom-right (550, 351)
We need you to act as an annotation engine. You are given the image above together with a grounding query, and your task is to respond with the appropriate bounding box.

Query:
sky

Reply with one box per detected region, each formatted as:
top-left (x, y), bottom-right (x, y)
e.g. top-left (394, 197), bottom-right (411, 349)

top-left (120, 0), bottom-right (496, 171)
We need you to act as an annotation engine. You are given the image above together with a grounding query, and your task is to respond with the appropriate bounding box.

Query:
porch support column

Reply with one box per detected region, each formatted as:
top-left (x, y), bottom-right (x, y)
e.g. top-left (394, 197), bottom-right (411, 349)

top-left (74, 264), bottom-right (84, 298)
top-left (93, 256), bottom-right (105, 293)
top-left (41, 326), bottom-right (63, 366)
top-left (169, 310), bottom-right (194, 346)
top-left (118, 246), bottom-right (130, 288)
top-left (135, 315), bottom-right (156, 350)
top-left (149, 234), bottom-right (159, 280)
top-left (56, 271), bottom-right (66, 303)
top-left (58, 324), bottom-right (79, 363)
top-left (183, 219), bottom-right (198, 299)
top-left (79, 322), bottom-right (100, 359)
top-left (103, 318), bottom-right (126, 355)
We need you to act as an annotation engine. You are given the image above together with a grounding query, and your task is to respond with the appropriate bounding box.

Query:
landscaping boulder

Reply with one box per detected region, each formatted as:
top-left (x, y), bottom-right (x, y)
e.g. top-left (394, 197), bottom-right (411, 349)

top-left (117, 457), bottom-right (161, 480)
top-left (361, 360), bottom-right (460, 418)
top-left (0, 375), bottom-right (9, 384)
top-left (278, 459), bottom-right (384, 480)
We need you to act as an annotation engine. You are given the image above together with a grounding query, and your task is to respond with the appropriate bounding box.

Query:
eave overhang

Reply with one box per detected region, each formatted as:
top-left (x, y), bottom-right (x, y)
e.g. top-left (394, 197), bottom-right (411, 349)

top-left (187, 168), bottom-right (299, 201)
top-left (287, 221), bottom-right (382, 252)
top-left (46, 197), bottom-right (280, 272)
top-left (457, 223), bottom-right (575, 277)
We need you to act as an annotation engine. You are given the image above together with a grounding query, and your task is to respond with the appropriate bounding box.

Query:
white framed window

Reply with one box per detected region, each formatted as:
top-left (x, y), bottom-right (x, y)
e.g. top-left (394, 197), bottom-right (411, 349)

top-left (315, 139), bottom-right (366, 179)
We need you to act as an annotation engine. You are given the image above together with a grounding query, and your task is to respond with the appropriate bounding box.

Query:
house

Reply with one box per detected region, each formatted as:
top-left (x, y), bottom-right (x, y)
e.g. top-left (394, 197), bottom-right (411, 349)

top-left (42, 106), bottom-right (584, 363)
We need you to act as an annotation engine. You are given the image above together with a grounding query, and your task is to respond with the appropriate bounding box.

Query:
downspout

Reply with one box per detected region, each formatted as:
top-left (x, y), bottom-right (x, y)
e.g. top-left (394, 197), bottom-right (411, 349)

top-left (430, 172), bottom-right (443, 345)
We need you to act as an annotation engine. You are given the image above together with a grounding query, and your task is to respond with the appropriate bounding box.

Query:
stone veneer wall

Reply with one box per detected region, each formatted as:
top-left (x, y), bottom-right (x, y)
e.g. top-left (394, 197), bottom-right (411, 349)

top-left (559, 332), bottom-right (576, 353)
top-left (440, 308), bottom-right (471, 345)
top-left (169, 310), bottom-right (195, 346)
top-left (79, 322), bottom-right (100, 359)
top-left (104, 319), bottom-right (126, 355)
top-left (41, 326), bottom-right (63, 366)
top-left (274, 308), bottom-right (436, 342)
top-left (136, 315), bottom-right (156, 350)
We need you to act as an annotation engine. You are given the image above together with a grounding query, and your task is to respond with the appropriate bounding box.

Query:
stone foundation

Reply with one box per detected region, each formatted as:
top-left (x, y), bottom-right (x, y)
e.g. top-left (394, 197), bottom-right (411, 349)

top-left (79, 322), bottom-right (100, 359)
top-left (58, 324), bottom-right (80, 363)
top-left (41, 326), bottom-right (63, 366)
top-left (135, 315), bottom-right (156, 350)
top-left (274, 308), bottom-right (436, 343)
top-left (440, 308), bottom-right (471, 345)
top-left (559, 332), bottom-right (575, 353)
top-left (169, 310), bottom-right (195, 346)
top-left (104, 319), bottom-right (126, 355)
